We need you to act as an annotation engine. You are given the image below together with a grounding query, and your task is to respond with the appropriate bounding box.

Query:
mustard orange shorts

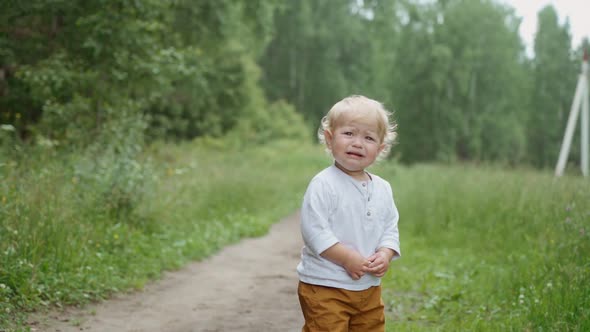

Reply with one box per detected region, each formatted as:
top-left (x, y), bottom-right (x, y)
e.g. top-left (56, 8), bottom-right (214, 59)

top-left (297, 281), bottom-right (385, 332)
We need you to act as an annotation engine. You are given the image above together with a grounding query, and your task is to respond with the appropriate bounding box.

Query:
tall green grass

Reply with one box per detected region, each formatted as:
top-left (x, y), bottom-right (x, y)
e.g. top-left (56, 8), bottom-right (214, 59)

top-left (377, 163), bottom-right (590, 331)
top-left (0, 139), bottom-right (327, 330)
top-left (3, 141), bottom-right (588, 331)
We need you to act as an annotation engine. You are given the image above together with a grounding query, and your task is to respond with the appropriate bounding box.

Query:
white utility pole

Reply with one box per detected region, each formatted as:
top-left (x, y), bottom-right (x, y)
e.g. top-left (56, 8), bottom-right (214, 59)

top-left (555, 50), bottom-right (589, 177)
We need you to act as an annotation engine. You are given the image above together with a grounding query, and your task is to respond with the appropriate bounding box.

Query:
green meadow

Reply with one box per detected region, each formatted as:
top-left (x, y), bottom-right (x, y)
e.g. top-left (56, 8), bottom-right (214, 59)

top-left (376, 163), bottom-right (590, 331)
top-left (0, 139), bottom-right (326, 330)
top-left (1, 141), bottom-right (588, 331)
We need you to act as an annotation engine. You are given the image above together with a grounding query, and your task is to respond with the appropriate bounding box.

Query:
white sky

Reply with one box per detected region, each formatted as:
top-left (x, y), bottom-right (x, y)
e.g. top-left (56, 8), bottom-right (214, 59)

top-left (500, 0), bottom-right (589, 55)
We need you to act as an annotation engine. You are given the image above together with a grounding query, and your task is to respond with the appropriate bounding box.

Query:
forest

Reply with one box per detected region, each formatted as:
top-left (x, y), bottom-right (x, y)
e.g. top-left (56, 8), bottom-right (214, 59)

top-left (1, 0), bottom-right (589, 330)
top-left (2, 0), bottom-right (588, 167)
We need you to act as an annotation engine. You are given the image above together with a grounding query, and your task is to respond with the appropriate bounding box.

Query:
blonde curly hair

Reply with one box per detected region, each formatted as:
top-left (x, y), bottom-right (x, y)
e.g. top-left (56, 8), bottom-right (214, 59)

top-left (317, 95), bottom-right (397, 160)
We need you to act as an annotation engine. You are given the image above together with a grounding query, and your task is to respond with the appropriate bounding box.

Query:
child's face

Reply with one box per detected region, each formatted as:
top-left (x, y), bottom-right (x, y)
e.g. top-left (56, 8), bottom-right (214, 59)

top-left (325, 115), bottom-right (385, 179)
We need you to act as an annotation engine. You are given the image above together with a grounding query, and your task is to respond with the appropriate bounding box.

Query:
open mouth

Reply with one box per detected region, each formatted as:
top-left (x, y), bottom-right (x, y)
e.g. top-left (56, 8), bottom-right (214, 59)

top-left (346, 152), bottom-right (364, 158)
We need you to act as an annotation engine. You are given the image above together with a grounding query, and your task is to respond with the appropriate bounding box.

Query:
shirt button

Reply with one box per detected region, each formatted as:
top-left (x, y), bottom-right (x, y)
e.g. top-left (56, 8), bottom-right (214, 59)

top-left (367, 211), bottom-right (371, 216)
top-left (362, 183), bottom-right (366, 187)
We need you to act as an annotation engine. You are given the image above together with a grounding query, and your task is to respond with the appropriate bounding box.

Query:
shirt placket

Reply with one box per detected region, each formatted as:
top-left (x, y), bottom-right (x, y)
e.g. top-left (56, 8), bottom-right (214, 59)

top-left (360, 180), bottom-right (374, 221)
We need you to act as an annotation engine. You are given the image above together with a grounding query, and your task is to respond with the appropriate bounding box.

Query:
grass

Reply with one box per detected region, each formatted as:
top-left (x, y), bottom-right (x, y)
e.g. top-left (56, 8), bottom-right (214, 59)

top-left (375, 163), bottom-right (590, 331)
top-left (0, 139), bottom-right (327, 331)
top-left (1, 140), bottom-right (588, 331)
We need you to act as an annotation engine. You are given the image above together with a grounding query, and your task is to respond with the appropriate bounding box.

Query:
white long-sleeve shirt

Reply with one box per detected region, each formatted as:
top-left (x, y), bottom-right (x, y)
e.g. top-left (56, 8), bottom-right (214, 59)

top-left (297, 164), bottom-right (401, 291)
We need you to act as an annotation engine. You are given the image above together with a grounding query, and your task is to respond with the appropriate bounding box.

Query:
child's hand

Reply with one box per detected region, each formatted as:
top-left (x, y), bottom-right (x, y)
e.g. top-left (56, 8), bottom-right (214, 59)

top-left (343, 251), bottom-right (371, 280)
top-left (366, 249), bottom-right (393, 277)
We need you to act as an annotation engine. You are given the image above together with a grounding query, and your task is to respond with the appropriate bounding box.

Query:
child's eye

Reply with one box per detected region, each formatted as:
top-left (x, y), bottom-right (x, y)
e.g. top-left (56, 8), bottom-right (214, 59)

top-left (343, 132), bottom-right (353, 136)
top-left (366, 136), bottom-right (375, 141)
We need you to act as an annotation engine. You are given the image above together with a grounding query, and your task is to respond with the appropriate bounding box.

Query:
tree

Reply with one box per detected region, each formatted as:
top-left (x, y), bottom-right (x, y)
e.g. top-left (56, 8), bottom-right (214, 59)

top-left (260, 0), bottom-right (383, 132)
top-left (0, 0), bottom-right (282, 145)
top-left (527, 5), bottom-right (577, 168)
top-left (391, 0), bottom-right (529, 163)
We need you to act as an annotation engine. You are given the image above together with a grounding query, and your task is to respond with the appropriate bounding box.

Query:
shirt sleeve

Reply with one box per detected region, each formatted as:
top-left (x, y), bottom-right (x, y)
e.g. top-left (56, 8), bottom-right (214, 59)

top-left (378, 182), bottom-right (401, 260)
top-left (300, 177), bottom-right (339, 256)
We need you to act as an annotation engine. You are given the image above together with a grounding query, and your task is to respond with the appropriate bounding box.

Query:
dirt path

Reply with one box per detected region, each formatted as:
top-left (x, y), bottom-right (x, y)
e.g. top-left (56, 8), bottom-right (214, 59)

top-left (32, 212), bottom-right (305, 332)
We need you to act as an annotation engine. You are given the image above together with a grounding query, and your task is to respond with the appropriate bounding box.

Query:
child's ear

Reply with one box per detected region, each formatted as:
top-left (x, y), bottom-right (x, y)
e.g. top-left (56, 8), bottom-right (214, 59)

top-left (324, 130), bottom-right (333, 149)
top-left (378, 143), bottom-right (386, 154)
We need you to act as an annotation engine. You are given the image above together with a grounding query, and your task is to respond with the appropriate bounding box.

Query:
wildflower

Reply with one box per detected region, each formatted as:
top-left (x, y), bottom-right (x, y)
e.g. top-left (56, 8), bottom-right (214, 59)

top-left (114, 233), bottom-right (119, 240)
top-left (0, 283), bottom-right (5, 289)
top-left (546, 282), bottom-right (553, 289)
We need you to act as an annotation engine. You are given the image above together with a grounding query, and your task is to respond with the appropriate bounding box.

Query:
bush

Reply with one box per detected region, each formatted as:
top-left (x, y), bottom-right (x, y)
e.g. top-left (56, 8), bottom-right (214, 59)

top-left (228, 99), bottom-right (310, 145)
top-left (73, 112), bottom-right (156, 221)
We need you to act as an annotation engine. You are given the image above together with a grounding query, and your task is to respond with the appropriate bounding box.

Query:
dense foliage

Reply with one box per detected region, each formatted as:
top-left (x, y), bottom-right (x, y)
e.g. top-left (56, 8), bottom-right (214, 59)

top-left (259, 0), bottom-right (588, 168)
top-left (2, 0), bottom-right (588, 167)
top-left (0, 0), bottom-right (306, 145)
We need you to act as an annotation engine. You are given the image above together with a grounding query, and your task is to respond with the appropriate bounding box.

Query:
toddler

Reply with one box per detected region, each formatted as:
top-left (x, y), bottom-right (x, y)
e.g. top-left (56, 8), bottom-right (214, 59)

top-left (297, 95), bottom-right (400, 332)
